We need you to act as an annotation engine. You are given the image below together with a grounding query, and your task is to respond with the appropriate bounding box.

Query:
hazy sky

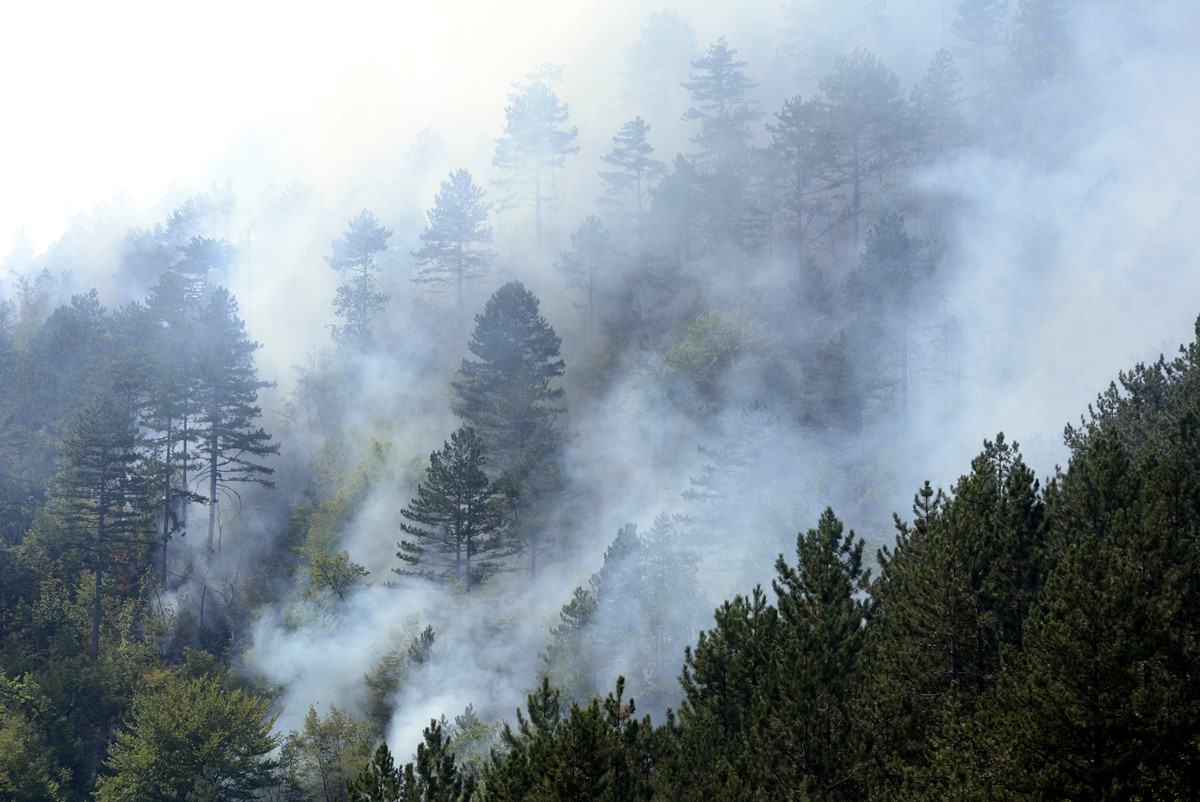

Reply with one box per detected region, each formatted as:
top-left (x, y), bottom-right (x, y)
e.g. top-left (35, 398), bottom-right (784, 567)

top-left (0, 0), bottom-right (609, 251)
top-left (0, 0), bottom-right (794, 255)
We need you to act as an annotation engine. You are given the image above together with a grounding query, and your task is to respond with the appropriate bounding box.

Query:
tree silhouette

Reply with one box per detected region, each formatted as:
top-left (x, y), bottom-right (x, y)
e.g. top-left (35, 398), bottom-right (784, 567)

top-left (492, 78), bottom-right (578, 263)
top-left (412, 169), bottom-right (494, 326)
top-left (327, 210), bottom-right (392, 348)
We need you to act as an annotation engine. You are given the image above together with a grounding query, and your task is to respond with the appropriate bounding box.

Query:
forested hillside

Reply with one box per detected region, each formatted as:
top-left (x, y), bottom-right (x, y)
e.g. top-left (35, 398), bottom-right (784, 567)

top-left (1, 1), bottom-right (1198, 800)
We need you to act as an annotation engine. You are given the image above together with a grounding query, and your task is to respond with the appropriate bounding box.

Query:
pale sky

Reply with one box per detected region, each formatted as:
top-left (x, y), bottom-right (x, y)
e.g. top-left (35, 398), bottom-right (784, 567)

top-left (0, 0), bottom-right (631, 254)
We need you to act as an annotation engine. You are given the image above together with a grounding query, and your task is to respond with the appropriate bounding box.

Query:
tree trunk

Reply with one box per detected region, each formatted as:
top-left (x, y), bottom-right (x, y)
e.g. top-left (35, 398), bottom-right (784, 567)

top-left (92, 555), bottom-right (102, 661)
top-left (207, 431), bottom-right (219, 564)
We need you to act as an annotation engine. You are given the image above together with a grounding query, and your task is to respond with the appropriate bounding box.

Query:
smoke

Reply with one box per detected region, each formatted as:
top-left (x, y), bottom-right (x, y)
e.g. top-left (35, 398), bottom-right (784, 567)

top-left (4, 0), bottom-right (1196, 766)
top-left (900, 1), bottom-right (1200, 489)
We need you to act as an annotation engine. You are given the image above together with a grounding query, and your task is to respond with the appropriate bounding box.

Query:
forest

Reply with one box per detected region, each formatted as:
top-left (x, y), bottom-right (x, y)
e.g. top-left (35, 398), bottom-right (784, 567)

top-left (1, 0), bottom-right (1198, 799)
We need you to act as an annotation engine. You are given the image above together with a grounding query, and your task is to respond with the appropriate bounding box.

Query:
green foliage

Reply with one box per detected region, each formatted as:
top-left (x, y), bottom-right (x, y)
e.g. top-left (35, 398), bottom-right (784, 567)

top-left (281, 704), bottom-right (375, 802)
top-left (484, 676), bottom-right (658, 802)
top-left (346, 721), bottom-right (475, 802)
top-left (655, 308), bottom-right (772, 418)
top-left (95, 674), bottom-right (280, 802)
top-left (0, 673), bottom-right (69, 801)
top-left (451, 282), bottom-right (565, 471)
top-left (865, 435), bottom-right (1044, 796)
top-left (51, 392), bottom-right (156, 660)
top-left (345, 744), bottom-right (403, 802)
top-left (450, 281), bottom-right (566, 576)
top-left (396, 427), bottom-right (504, 590)
top-left (363, 625), bottom-right (436, 737)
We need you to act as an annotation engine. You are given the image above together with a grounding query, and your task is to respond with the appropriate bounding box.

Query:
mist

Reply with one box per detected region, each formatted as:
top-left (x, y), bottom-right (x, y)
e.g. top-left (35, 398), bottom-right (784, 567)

top-left (3, 0), bottom-right (1197, 772)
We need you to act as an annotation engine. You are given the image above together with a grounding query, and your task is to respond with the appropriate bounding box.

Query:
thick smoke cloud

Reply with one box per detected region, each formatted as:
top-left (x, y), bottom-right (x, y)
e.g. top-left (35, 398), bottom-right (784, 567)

top-left (4, 0), bottom-right (1197, 764)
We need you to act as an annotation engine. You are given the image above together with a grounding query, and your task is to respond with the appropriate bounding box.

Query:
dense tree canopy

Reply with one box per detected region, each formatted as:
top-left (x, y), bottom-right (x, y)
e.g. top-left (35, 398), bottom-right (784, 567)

top-left (0, 6), bottom-right (1191, 801)
top-left (95, 675), bottom-right (280, 802)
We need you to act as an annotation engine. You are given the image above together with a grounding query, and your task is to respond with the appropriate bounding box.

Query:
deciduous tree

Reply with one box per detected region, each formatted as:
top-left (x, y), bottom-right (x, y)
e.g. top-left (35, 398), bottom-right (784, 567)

top-left (95, 675), bottom-right (280, 802)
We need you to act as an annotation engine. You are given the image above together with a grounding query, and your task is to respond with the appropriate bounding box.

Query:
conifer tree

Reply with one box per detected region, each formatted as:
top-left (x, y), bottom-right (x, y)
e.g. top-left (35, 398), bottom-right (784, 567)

top-left (492, 78), bottom-right (578, 262)
top-left (819, 50), bottom-right (907, 244)
top-left (451, 281), bottom-right (565, 477)
top-left (757, 509), bottom-right (870, 800)
top-left (127, 269), bottom-right (205, 583)
top-left (412, 169), bottom-right (494, 326)
top-left (395, 426), bottom-right (504, 591)
top-left (598, 118), bottom-right (666, 231)
top-left (175, 236), bottom-right (235, 302)
top-left (952, 0), bottom-right (1009, 84)
top-left (346, 744), bottom-right (404, 802)
top-left (327, 210), bottom-right (393, 348)
top-left (625, 9), bottom-right (697, 131)
top-left (763, 95), bottom-right (836, 261)
top-left (681, 37), bottom-right (760, 168)
top-left (52, 392), bottom-right (155, 660)
top-left (192, 288), bottom-right (277, 563)
top-left (556, 215), bottom-right (612, 341)
top-left (669, 588), bottom-right (779, 797)
top-left (910, 49), bottom-right (968, 159)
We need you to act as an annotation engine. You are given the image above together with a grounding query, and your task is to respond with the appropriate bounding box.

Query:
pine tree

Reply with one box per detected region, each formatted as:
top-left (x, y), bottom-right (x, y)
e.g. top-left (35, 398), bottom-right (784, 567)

top-left (327, 210), bottom-right (392, 348)
top-left (127, 269), bottom-right (205, 583)
top-left (864, 436), bottom-right (1044, 796)
top-left (624, 9), bottom-right (697, 134)
top-left (763, 95), bottom-right (836, 261)
top-left (52, 392), bottom-right (155, 660)
top-left (681, 37), bottom-right (760, 168)
top-left (395, 427), bottom-right (504, 591)
top-left (598, 118), bottom-right (666, 231)
top-left (192, 289), bottom-right (277, 563)
top-left (556, 215), bottom-right (612, 341)
top-left (756, 509), bottom-right (870, 800)
top-left (492, 78), bottom-right (579, 262)
top-left (910, 49), bottom-right (968, 159)
top-left (668, 588), bottom-right (779, 798)
top-left (819, 50), bottom-right (907, 244)
top-left (175, 236), bottom-right (235, 302)
top-left (345, 744), bottom-right (403, 802)
top-left (412, 169), bottom-right (494, 326)
top-left (952, 0), bottom-right (1008, 84)
top-left (1007, 0), bottom-right (1073, 88)
top-left (451, 282), bottom-right (565, 477)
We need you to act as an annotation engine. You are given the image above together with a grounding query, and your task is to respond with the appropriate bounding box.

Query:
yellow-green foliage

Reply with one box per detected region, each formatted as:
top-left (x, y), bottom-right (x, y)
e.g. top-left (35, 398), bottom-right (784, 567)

top-left (0, 674), bottom-right (69, 802)
top-left (281, 704), bottom-right (376, 802)
top-left (656, 307), bottom-right (772, 417)
top-left (95, 674), bottom-right (281, 802)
